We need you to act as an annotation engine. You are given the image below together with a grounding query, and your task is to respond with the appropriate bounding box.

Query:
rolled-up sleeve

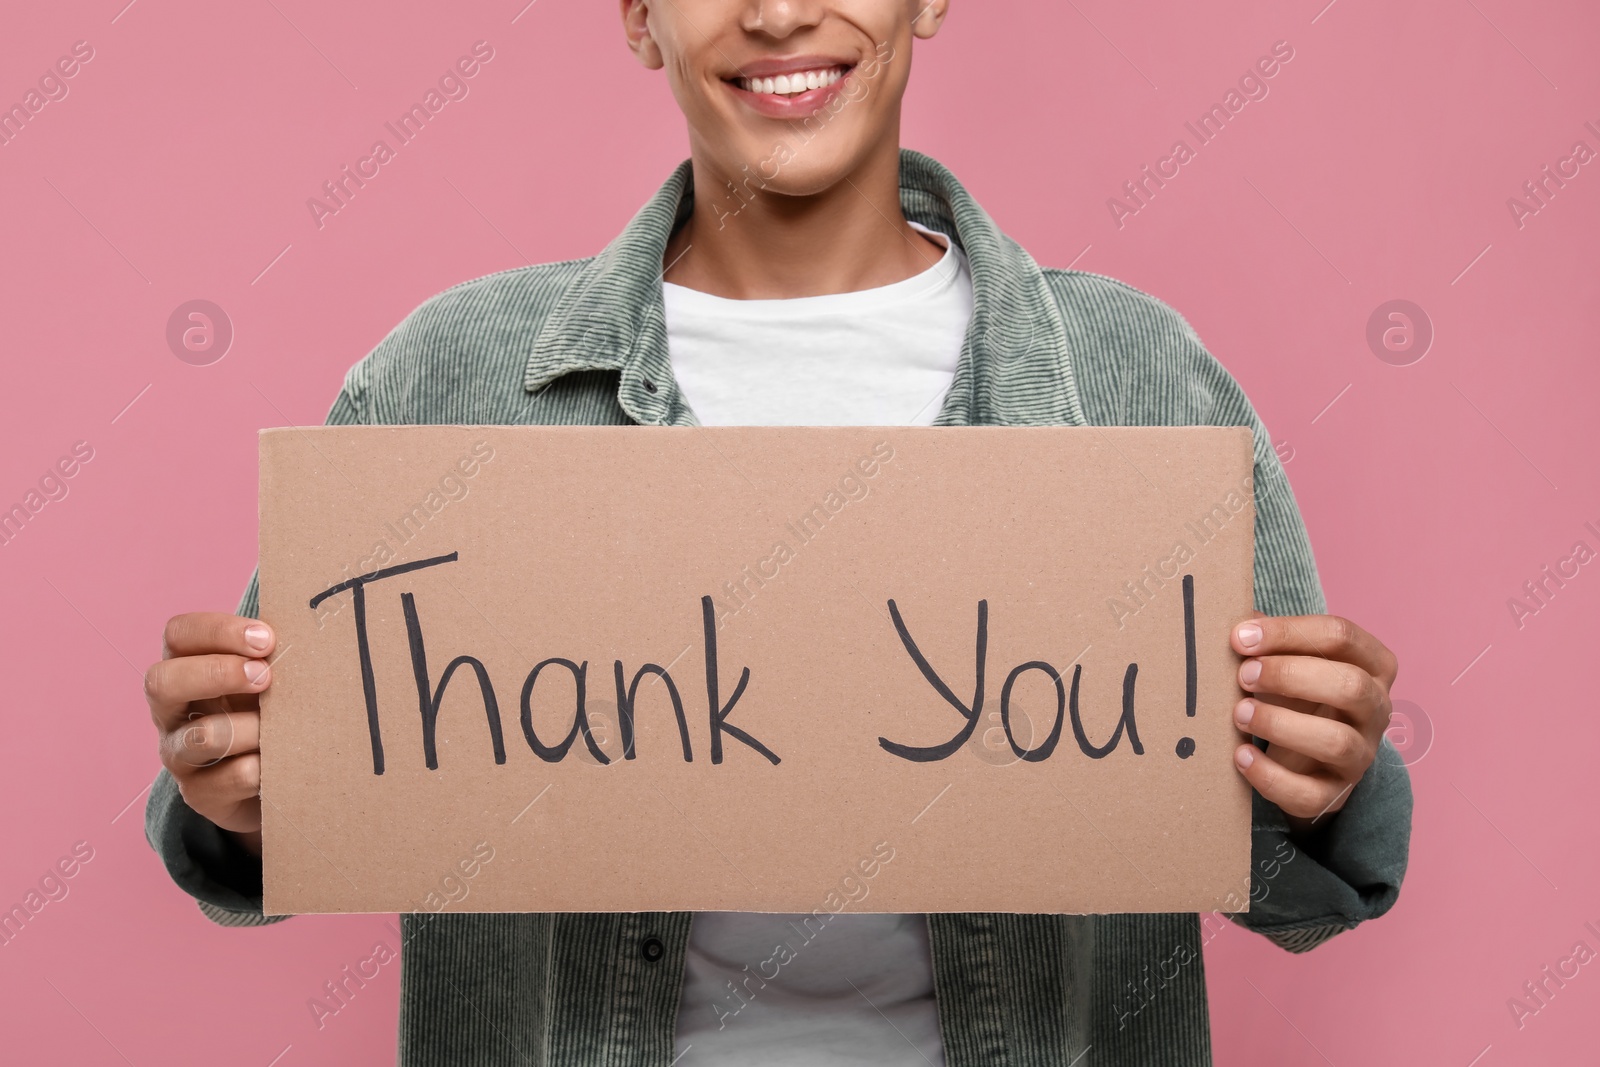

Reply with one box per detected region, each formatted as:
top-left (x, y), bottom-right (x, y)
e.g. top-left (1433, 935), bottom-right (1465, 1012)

top-left (1173, 308), bottom-right (1414, 951)
top-left (1052, 268), bottom-right (1414, 952)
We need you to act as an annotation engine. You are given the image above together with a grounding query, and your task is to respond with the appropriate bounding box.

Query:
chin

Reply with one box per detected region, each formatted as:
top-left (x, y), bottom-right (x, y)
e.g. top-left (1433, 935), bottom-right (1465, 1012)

top-left (699, 125), bottom-right (883, 202)
top-left (760, 152), bottom-right (868, 197)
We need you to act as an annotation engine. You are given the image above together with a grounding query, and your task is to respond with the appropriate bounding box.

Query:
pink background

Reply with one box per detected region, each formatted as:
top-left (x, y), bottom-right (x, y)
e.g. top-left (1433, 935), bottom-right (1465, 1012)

top-left (2, 1), bottom-right (1596, 1064)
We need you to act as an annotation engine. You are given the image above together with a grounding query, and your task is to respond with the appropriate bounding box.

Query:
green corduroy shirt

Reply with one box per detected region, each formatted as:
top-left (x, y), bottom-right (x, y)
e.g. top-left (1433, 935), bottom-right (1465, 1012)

top-left (146, 148), bottom-right (1412, 1067)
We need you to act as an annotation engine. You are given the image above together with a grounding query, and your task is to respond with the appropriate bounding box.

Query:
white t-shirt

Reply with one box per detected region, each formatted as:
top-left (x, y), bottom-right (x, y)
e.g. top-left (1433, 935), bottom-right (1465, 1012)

top-left (664, 222), bottom-right (970, 427)
top-left (662, 222), bottom-right (970, 1066)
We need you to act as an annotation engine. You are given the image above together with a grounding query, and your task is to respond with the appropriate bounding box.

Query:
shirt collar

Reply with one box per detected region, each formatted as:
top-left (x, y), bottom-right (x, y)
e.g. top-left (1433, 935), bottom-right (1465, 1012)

top-left (523, 148), bottom-right (1086, 429)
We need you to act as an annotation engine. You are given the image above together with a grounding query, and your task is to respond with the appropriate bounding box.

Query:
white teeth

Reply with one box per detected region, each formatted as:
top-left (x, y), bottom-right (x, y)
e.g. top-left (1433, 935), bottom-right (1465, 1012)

top-left (739, 67), bottom-right (844, 96)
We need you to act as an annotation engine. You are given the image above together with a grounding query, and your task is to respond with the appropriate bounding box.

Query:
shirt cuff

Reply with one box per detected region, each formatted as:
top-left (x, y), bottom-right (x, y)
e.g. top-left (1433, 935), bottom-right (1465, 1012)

top-left (144, 767), bottom-right (286, 926)
top-left (1228, 734), bottom-right (1414, 951)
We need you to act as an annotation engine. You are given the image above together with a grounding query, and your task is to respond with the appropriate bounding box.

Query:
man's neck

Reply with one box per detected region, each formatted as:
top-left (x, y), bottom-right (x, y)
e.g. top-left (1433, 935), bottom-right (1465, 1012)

top-left (662, 142), bottom-right (946, 300)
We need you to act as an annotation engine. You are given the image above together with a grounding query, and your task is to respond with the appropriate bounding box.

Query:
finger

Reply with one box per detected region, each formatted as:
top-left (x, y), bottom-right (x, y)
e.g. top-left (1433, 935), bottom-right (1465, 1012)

top-left (162, 613), bottom-right (274, 660)
top-left (1233, 614), bottom-right (1397, 686)
top-left (1239, 654), bottom-right (1385, 725)
top-left (1233, 744), bottom-right (1354, 822)
top-left (1234, 698), bottom-right (1370, 773)
top-left (162, 709), bottom-right (261, 772)
top-left (174, 753), bottom-right (262, 829)
top-left (145, 654), bottom-right (271, 729)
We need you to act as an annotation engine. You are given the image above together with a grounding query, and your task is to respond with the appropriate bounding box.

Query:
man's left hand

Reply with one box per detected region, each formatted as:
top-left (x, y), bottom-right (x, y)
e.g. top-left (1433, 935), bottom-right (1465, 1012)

top-left (1229, 614), bottom-right (1399, 836)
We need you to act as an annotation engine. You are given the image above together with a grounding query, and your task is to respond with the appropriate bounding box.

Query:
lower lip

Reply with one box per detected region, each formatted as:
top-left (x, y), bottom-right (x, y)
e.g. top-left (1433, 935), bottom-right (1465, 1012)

top-left (725, 70), bottom-right (854, 118)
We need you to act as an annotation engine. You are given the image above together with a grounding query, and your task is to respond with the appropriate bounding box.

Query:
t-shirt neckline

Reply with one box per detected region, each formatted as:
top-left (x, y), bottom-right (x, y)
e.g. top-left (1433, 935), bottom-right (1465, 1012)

top-left (661, 221), bottom-right (963, 317)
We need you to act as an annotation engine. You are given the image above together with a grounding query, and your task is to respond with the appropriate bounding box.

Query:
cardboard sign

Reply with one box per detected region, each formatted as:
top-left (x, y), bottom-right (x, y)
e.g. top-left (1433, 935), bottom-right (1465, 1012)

top-left (258, 426), bottom-right (1257, 916)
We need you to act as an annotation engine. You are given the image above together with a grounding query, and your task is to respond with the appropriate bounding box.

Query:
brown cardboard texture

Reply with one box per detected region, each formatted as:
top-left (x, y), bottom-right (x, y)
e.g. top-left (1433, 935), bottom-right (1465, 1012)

top-left (258, 425), bottom-right (1257, 916)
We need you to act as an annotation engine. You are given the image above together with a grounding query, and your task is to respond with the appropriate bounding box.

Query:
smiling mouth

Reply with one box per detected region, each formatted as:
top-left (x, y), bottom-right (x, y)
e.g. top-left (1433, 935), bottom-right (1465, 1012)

top-left (732, 65), bottom-right (851, 98)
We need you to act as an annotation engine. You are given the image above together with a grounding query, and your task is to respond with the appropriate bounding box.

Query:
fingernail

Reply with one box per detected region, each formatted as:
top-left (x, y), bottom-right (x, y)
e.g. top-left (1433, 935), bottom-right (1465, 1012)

top-left (1235, 699), bottom-right (1255, 726)
top-left (243, 660), bottom-right (269, 685)
top-left (1237, 623), bottom-right (1262, 649)
top-left (1240, 659), bottom-right (1261, 687)
top-left (244, 624), bottom-right (270, 651)
top-left (1235, 746), bottom-right (1255, 770)
top-left (185, 726), bottom-right (206, 748)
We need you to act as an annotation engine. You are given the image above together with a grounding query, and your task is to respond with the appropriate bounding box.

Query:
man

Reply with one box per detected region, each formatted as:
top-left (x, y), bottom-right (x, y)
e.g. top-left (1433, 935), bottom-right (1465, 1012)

top-left (143, 2), bottom-right (1412, 1064)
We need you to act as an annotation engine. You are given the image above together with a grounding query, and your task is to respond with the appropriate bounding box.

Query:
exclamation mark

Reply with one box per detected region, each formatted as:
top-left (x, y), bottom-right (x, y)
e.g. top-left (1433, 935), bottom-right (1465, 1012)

top-left (1175, 574), bottom-right (1197, 759)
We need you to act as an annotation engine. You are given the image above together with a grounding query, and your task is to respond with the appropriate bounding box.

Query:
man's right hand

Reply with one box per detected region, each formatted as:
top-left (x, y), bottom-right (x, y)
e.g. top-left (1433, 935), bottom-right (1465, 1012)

top-left (145, 613), bottom-right (274, 857)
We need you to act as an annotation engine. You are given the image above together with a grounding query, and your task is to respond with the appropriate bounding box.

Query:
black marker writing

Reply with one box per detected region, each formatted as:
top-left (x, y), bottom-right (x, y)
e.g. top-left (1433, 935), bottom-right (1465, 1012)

top-left (704, 595), bottom-right (779, 765)
top-left (879, 588), bottom-right (1190, 763)
top-left (877, 599), bottom-right (986, 762)
top-left (403, 590), bottom-right (507, 770)
top-left (309, 551), bottom-right (461, 775)
top-left (310, 555), bottom-right (777, 773)
top-left (1069, 661), bottom-right (1144, 758)
top-left (520, 658), bottom-right (609, 764)
top-left (616, 661), bottom-right (691, 761)
top-left (1175, 574), bottom-right (1197, 759)
top-left (1000, 660), bottom-right (1064, 761)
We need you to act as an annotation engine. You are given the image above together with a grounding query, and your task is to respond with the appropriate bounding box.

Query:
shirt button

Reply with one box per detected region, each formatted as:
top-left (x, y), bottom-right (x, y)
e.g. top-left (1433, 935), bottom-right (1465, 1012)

top-left (643, 379), bottom-right (658, 394)
top-left (640, 936), bottom-right (665, 963)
